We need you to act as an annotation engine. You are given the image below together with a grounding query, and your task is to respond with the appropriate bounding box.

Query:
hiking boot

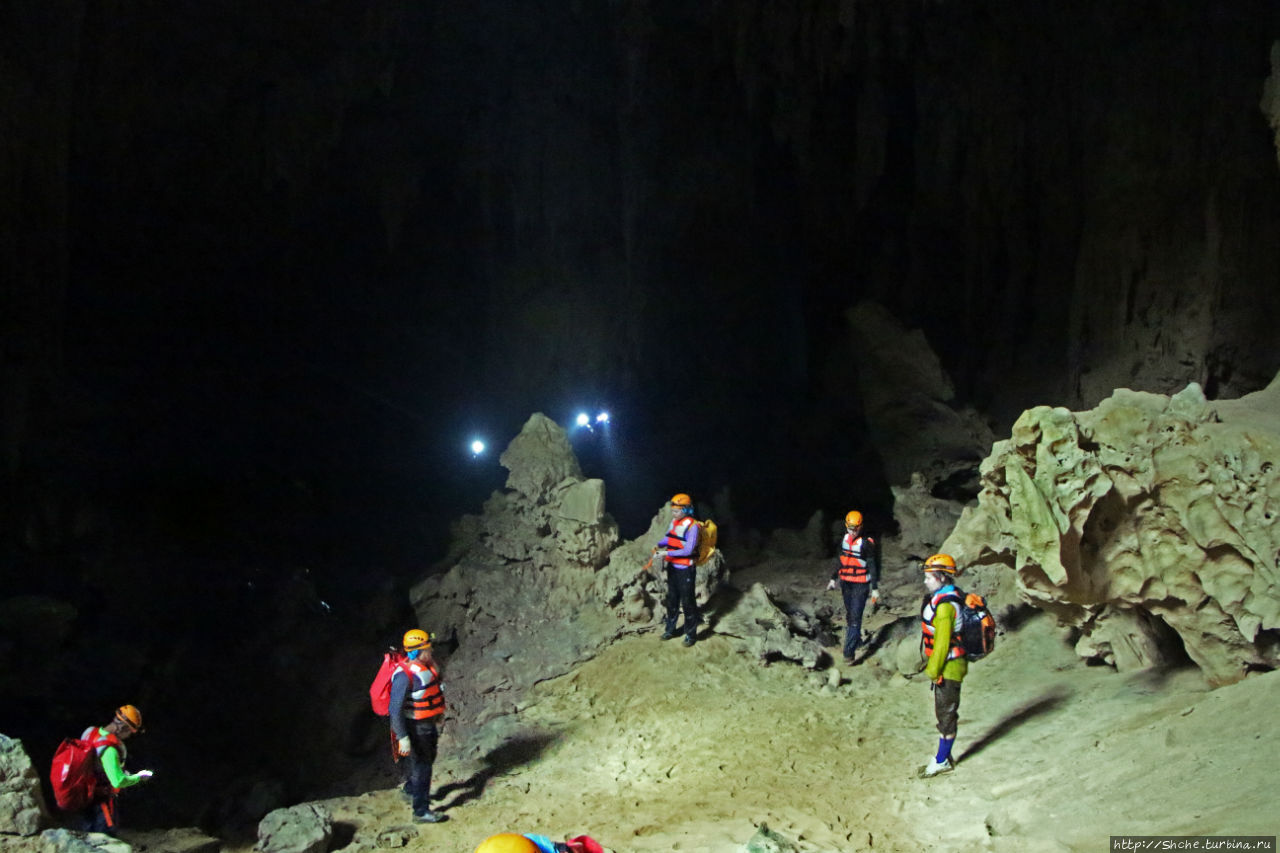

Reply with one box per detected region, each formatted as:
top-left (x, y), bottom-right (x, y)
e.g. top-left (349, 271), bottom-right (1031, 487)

top-left (683, 634), bottom-right (696, 647)
top-left (918, 757), bottom-right (955, 778)
top-left (413, 809), bottom-right (448, 823)
top-left (660, 627), bottom-right (678, 640)
top-left (842, 655), bottom-right (856, 667)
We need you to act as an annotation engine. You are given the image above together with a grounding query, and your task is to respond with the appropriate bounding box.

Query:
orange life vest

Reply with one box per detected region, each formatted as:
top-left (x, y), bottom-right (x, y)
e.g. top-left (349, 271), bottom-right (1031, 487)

top-left (402, 660), bottom-right (446, 720)
top-left (838, 533), bottom-right (874, 582)
top-left (661, 516), bottom-right (698, 568)
top-left (921, 589), bottom-right (966, 660)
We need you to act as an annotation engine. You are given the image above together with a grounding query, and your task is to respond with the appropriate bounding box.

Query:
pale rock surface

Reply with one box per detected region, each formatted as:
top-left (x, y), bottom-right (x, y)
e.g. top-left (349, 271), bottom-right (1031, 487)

top-left (0, 734), bottom-right (48, 836)
top-left (255, 802), bottom-right (332, 853)
top-left (890, 471), bottom-right (966, 560)
top-left (945, 376), bottom-right (1280, 685)
top-left (713, 583), bottom-right (825, 668)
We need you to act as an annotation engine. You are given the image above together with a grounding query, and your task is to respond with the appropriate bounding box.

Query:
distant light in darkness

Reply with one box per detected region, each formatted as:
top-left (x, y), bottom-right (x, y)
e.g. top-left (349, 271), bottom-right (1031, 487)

top-left (470, 439), bottom-right (486, 456)
top-left (576, 412), bottom-right (591, 428)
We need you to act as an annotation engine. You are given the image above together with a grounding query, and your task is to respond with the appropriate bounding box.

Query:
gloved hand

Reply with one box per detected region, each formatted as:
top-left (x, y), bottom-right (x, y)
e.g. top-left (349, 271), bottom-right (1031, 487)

top-left (869, 588), bottom-right (880, 610)
top-left (825, 579), bottom-right (837, 591)
top-left (135, 769), bottom-right (154, 781)
top-left (396, 736), bottom-right (412, 757)
top-left (654, 549), bottom-right (668, 561)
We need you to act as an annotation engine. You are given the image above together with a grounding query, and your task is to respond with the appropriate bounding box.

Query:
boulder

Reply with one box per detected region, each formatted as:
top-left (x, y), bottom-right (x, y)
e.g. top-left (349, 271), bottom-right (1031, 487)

top-left (945, 377), bottom-right (1280, 685)
top-left (0, 734), bottom-right (47, 836)
top-left (256, 802), bottom-right (332, 853)
top-left (714, 584), bottom-right (825, 669)
top-left (497, 413), bottom-right (583, 501)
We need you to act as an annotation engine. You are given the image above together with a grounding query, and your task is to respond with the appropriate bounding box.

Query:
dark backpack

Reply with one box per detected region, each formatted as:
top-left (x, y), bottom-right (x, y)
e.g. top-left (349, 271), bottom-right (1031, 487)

top-left (957, 590), bottom-right (997, 661)
top-left (369, 649), bottom-right (408, 716)
top-left (49, 732), bottom-right (114, 811)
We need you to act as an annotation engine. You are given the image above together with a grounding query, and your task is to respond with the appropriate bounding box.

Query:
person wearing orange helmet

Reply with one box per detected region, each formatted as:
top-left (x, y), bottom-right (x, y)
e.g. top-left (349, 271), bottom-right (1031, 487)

top-left (390, 628), bottom-right (449, 823)
top-left (825, 510), bottom-right (880, 665)
top-left (918, 553), bottom-right (967, 777)
top-left (76, 705), bottom-right (154, 834)
top-left (475, 832), bottom-right (606, 853)
top-left (651, 492), bottom-right (702, 646)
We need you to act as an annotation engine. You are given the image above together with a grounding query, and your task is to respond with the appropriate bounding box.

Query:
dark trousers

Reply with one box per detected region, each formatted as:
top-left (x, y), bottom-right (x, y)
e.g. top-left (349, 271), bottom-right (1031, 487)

top-left (401, 717), bottom-right (439, 815)
top-left (664, 565), bottom-right (700, 637)
top-left (76, 797), bottom-right (116, 834)
top-left (933, 678), bottom-right (962, 737)
top-left (840, 580), bottom-right (872, 659)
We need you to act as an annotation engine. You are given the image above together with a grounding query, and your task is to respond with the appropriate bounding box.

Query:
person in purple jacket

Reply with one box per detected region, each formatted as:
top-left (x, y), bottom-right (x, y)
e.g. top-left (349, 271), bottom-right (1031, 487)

top-left (652, 492), bottom-right (702, 646)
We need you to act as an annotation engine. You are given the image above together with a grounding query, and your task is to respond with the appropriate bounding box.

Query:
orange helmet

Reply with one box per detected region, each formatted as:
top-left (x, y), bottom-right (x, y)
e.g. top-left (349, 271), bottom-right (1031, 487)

top-left (475, 835), bottom-right (539, 853)
top-left (845, 510), bottom-right (863, 527)
top-left (115, 704), bottom-right (143, 732)
top-left (922, 553), bottom-right (958, 574)
top-left (402, 629), bottom-right (432, 651)
top-left (669, 493), bottom-right (693, 508)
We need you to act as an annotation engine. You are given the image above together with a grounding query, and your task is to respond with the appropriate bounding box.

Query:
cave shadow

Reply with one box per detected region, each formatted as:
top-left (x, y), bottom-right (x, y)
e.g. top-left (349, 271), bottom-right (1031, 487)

top-left (695, 580), bottom-right (744, 637)
top-left (854, 613), bottom-right (915, 663)
top-left (957, 686), bottom-right (1072, 763)
top-left (433, 731), bottom-right (557, 811)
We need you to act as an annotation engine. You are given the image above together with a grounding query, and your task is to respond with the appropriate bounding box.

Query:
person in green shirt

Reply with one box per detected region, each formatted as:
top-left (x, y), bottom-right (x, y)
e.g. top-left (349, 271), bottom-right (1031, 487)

top-left (79, 704), bottom-right (153, 833)
top-left (919, 554), bottom-right (968, 778)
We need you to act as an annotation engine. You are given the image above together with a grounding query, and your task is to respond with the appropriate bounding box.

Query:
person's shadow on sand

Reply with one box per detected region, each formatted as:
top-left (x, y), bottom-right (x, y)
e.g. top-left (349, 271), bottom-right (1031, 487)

top-left (958, 687), bottom-right (1072, 763)
top-left (434, 732), bottom-right (557, 811)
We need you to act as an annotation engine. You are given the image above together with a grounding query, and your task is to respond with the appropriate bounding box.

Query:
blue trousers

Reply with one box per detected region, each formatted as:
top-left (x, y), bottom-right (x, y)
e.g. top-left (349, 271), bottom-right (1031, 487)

top-left (840, 580), bottom-right (872, 659)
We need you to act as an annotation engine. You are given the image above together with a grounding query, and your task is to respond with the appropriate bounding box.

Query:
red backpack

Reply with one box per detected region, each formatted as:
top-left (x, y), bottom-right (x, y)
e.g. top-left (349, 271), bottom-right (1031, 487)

top-left (50, 730), bottom-right (115, 811)
top-left (369, 649), bottom-right (408, 716)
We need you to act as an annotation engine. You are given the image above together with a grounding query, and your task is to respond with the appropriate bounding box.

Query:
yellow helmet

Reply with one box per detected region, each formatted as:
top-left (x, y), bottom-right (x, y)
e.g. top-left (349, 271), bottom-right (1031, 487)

top-left (845, 510), bottom-right (863, 527)
top-left (922, 553), bottom-right (958, 574)
top-left (475, 834), bottom-right (539, 853)
top-left (670, 493), bottom-right (693, 508)
top-left (115, 704), bottom-right (143, 732)
top-left (402, 629), bottom-right (432, 651)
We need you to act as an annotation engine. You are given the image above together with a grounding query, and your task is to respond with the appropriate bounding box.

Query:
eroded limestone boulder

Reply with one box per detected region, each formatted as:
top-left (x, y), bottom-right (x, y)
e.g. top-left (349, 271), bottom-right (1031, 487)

top-left (945, 378), bottom-right (1280, 685)
top-left (0, 734), bottom-right (47, 837)
top-left (714, 584), bottom-right (825, 669)
top-left (256, 802), bottom-right (332, 853)
top-left (498, 413), bottom-right (583, 501)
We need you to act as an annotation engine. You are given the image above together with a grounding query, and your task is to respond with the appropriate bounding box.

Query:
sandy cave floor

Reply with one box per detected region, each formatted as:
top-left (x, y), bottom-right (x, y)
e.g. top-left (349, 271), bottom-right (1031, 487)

top-left (211, 560), bottom-right (1279, 853)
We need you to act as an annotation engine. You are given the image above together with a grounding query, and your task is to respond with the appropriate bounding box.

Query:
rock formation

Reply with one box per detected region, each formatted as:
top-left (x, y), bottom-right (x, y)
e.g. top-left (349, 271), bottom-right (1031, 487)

top-left (412, 414), bottom-right (626, 746)
top-left (1264, 40), bottom-right (1280, 171)
top-left (845, 301), bottom-right (996, 489)
top-left (945, 376), bottom-right (1280, 686)
top-left (0, 734), bottom-right (47, 837)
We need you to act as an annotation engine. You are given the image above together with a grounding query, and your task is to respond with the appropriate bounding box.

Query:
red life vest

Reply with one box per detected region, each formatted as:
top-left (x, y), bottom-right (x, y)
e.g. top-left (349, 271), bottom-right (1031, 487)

top-left (402, 659), bottom-right (446, 720)
top-left (661, 516), bottom-right (697, 568)
top-left (838, 533), bottom-right (874, 582)
top-left (921, 589), bottom-right (966, 660)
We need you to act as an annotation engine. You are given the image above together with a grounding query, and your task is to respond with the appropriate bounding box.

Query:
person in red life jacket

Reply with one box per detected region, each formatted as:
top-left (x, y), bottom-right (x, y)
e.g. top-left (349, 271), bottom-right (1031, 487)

top-left (825, 510), bottom-right (880, 665)
top-left (651, 492), bottom-right (701, 647)
top-left (389, 628), bottom-right (448, 823)
top-left (78, 704), bottom-right (153, 834)
top-left (918, 553), bottom-right (968, 778)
